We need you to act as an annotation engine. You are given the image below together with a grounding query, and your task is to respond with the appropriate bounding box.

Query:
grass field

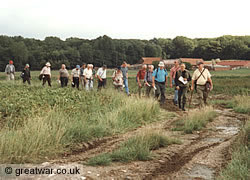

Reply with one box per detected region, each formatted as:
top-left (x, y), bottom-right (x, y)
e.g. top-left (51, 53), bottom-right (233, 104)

top-left (0, 68), bottom-right (249, 169)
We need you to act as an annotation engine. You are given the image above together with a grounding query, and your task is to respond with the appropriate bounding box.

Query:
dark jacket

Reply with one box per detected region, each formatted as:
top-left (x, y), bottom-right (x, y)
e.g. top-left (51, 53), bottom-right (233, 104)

top-left (22, 68), bottom-right (31, 79)
top-left (175, 69), bottom-right (191, 87)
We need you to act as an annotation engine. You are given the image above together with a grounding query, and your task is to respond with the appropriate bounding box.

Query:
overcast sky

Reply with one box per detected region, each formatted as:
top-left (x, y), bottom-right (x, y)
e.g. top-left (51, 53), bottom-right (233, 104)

top-left (0, 0), bottom-right (249, 40)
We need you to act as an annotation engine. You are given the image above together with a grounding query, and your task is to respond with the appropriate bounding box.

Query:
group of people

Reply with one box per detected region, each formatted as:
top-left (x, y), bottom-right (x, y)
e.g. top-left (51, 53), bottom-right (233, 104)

top-left (5, 59), bottom-right (213, 110)
top-left (135, 60), bottom-right (213, 110)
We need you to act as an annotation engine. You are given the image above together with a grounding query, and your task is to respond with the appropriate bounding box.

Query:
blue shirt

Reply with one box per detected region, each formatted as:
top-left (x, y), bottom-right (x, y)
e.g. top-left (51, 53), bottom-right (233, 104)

top-left (121, 67), bottom-right (128, 79)
top-left (152, 68), bottom-right (168, 82)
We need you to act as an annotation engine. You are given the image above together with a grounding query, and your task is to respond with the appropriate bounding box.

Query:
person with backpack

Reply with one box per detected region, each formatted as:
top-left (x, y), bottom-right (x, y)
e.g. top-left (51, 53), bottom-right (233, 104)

top-left (170, 60), bottom-right (180, 105)
top-left (191, 61), bottom-right (213, 108)
top-left (40, 62), bottom-right (52, 87)
top-left (21, 64), bottom-right (31, 85)
top-left (71, 65), bottom-right (80, 89)
top-left (80, 63), bottom-right (86, 90)
top-left (97, 65), bottom-right (107, 90)
top-left (136, 64), bottom-right (147, 97)
top-left (175, 63), bottom-right (191, 111)
top-left (152, 61), bottom-right (168, 105)
top-left (5, 60), bottom-right (15, 81)
top-left (144, 65), bottom-right (154, 97)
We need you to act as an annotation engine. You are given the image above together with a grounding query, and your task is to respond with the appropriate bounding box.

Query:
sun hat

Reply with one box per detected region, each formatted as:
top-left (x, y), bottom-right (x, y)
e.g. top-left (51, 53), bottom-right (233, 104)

top-left (76, 65), bottom-right (80, 69)
top-left (46, 62), bottom-right (51, 66)
top-left (158, 61), bottom-right (164, 67)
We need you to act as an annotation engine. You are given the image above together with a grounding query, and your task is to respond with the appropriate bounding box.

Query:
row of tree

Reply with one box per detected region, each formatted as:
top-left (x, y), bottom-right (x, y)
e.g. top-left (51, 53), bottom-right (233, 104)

top-left (0, 35), bottom-right (249, 71)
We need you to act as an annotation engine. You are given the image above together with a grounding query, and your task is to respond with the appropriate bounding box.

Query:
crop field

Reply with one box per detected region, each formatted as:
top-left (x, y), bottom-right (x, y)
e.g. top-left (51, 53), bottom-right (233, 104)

top-left (0, 68), bottom-right (249, 179)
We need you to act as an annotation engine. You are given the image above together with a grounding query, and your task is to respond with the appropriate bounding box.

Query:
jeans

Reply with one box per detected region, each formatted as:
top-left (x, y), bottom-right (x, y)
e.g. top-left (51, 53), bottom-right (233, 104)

top-left (123, 78), bottom-right (129, 95)
top-left (172, 80), bottom-right (178, 102)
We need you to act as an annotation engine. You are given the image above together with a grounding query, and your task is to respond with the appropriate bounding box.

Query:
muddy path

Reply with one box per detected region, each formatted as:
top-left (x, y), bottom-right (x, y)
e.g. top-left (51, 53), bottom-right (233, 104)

top-left (12, 95), bottom-right (247, 180)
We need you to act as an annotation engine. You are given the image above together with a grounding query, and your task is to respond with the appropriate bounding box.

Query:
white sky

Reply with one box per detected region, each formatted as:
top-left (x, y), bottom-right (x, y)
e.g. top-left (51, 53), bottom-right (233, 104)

top-left (0, 0), bottom-right (249, 40)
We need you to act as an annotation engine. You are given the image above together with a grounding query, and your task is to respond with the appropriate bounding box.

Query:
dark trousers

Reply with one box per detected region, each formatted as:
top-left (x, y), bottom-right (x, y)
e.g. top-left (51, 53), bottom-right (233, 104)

top-left (178, 86), bottom-right (187, 107)
top-left (42, 75), bottom-right (51, 86)
top-left (72, 77), bottom-right (79, 89)
top-left (155, 81), bottom-right (166, 104)
top-left (23, 77), bottom-right (31, 85)
top-left (98, 79), bottom-right (106, 90)
top-left (60, 77), bottom-right (68, 87)
top-left (146, 82), bottom-right (153, 97)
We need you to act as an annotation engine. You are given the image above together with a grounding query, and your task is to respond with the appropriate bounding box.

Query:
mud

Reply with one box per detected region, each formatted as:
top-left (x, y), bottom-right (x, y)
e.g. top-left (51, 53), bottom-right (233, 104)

top-left (6, 95), bottom-right (248, 180)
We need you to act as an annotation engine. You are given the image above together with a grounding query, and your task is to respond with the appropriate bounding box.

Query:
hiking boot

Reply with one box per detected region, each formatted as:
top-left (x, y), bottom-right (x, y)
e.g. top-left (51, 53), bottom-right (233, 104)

top-left (173, 100), bottom-right (178, 106)
top-left (182, 104), bottom-right (186, 111)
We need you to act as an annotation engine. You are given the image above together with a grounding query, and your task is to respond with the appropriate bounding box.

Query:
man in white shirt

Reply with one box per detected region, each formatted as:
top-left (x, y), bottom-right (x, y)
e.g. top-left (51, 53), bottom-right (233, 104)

top-left (83, 64), bottom-right (93, 91)
top-left (191, 61), bottom-right (213, 108)
top-left (97, 65), bottom-right (107, 90)
top-left (71, 65), bottom-right (80, 89)
top-left (5, 60), bottom-right (15, 81)
top-left (40, 62), bottom-right (52, 86)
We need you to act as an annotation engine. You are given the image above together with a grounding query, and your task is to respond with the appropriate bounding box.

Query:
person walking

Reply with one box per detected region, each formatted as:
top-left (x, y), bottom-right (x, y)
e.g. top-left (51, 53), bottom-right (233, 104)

top-left (137, 64), bottom-right (147, 97)
top-left (112, 67), bottom-right (123, 91)
top-left (21, 64), bottom-right (31, 85)
top-left (144, 65), bottom-right (154, 97)
top-left (97, 65), bottom-right (107, 90)
top-left (40, 62), bottom-right (52, 86)
top-left (175, 63), bottom-right (191, 111)
top-left (121, 61), bottom-right (130, 95)
top-left (191, 61), bottom-right (213, 108)
top-left (71, 65), bottom-right (80, 89)
top-left (80, 63), bottom-right (86, 90)
top-left (58, 64), bottom-right (69, 87)
top-left (5, 60), bottom-right (15, 81)
top-left (152, 61), bottom-right (168, 105)
top-left (170, 60), bottom-right (180, 105)
top-left (83, 64), bottom-right (93, 91)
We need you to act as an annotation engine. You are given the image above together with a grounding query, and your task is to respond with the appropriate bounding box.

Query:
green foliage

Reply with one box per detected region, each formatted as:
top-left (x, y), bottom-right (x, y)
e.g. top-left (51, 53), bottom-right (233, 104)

top-left (173, 107), bottom-right (217, 134)
top-left (86, 131), bottom-right (181, 166)
top-left (1, 35), bottom-right (250, 71)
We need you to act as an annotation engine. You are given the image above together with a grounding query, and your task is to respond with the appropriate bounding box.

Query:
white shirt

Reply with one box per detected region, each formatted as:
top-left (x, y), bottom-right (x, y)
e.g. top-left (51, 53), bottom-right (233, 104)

top-left (83, 68), bottom-right (93, 79)
top-left (97, 68), bottom-right (106, 79)
top-left (192, 68), bottom-right (211, 85)
top-left (40, 66), bottom-right (51, 75)
top-left (71, 68), bottom-right (80, 78)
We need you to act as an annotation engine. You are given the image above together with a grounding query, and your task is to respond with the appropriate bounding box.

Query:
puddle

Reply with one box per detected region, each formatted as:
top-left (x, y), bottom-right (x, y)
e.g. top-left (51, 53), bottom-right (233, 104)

top-left (185, 164), bottom-right (215, 180)
top-left (216, 126), bottom-right (239, 135)
top-left (203, 137), bottom-right (224, 143)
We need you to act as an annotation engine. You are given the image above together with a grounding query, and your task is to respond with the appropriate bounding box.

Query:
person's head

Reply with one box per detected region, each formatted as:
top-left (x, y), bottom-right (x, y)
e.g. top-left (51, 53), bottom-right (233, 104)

top-left (82, 63), bottom-right (86, 68)
top-left (142, 64), bottom-right (147, 70)
top-left (102, 64), bottom-right (107, 70)
top-left (197, 61), bottom-right (204, 69)
top-left (149, 65), bottom-right (154, 72)
top-left (76, 65), bottom-right (80, 70)
top-left (89, 64), bottom-right (94, 69)
top-left (174, 60), bottom-right (180, 67)
top-left (9, 60), bottom-right (13, 64)
top-left (158, 61), bottom-right (165, 70)
top-left (25, 64), bottom-right (30, 69)
top-left (45, 62), bottom-right (51, 67)
top-left (87, 64), bottom-right (91, 69)
top-left (180, 63), bottom-right (186, 71)
top-left (122, 61), bottom-right (127, 67)
top-left (117, 66), bottom-right (121, 72)
top-left (61, 64), bottom-right (66, 69)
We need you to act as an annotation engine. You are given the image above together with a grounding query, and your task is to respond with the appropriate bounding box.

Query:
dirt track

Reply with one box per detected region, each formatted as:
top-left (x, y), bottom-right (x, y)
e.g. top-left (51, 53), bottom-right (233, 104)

top-left (10, 95), bottom-right (248, 180)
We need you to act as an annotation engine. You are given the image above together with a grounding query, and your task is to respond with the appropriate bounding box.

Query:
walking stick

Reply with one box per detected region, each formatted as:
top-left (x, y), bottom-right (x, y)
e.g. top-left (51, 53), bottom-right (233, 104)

top-left (188, 90), bottom-right (194, 111)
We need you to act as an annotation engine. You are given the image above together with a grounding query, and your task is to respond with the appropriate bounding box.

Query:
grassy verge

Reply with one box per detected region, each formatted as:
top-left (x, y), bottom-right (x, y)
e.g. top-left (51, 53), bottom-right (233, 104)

top-left (86, 131), bottom-right (181, 166)
top-left (172, 106), bottom-right (217, 134)
top-left (217, 120), bottom-right (250, 180)
top-left (0, 83), bottom-right (162, 163)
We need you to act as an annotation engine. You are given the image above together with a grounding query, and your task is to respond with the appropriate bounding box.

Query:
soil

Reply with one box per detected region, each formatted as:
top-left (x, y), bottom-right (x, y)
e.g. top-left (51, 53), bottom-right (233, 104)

top-left (10, 94), bottom-right (248, 180)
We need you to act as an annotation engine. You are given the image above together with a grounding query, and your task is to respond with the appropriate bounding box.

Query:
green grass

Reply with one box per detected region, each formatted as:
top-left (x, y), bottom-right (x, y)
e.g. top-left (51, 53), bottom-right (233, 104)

top-left (173, 106), bottom-right (217, 134)
top-left (0, 82), bottom-right (163, 163)
top-left (86, 131), bottom-right (181, 166)
top-left (217, 120), bottom-right (250, 180)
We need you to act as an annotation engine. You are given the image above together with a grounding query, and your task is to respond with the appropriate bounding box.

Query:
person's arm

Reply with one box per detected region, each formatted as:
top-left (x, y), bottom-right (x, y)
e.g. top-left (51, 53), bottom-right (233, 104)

top-left (169, 69), bottom-right (173, 88)
top-left (165, 71), bottom-right (168, 87)
top-left (13, 66), bottom-right (15, 74)
top-left (175, 72), bottom-right (179, 90)
top-left (208, 78), bottom-right (213, 91)
top-left (152, 70), bottom-right (156, 87)
top-left (137, 71), bottom-right (141, 86)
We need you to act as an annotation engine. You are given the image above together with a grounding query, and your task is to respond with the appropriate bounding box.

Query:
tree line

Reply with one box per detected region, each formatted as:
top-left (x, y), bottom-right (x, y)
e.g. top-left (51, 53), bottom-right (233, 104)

top-left (0, 35), bottom-right (249, 71)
